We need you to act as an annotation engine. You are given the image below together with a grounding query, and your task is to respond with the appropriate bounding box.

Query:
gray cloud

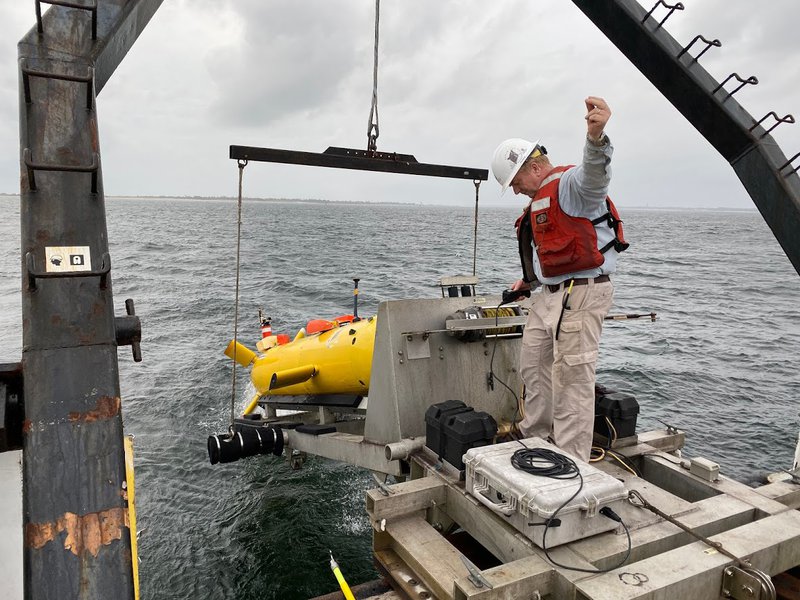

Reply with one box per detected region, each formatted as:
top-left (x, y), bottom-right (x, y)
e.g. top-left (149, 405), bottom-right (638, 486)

top-left (206, 1), bottom-right (371, 128)
top-left (0, 1), bottom-right (798, 209)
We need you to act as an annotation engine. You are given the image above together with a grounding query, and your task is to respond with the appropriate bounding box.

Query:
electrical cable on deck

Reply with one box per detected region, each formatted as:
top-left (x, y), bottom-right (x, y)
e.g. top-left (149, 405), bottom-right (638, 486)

top-left (487, 298), bottom-right (522, 436)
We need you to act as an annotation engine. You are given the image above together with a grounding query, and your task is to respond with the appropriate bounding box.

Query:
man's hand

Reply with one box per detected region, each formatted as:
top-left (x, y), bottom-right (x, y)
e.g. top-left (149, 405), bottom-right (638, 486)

top-left (511, 279), bottom-right (531, 293)
top-left (585, 96), bottom-right (611, 142)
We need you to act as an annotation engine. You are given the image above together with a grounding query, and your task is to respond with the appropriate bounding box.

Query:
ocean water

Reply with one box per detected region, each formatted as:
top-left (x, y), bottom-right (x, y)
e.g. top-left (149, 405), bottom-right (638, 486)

top-left (1, 196), bottom-right (799, 598)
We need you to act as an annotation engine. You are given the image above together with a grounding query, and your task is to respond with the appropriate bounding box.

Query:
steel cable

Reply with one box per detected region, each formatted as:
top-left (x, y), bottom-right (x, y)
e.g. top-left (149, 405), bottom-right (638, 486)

top-left (472, 180), bottom-right (480, 276)
top-left (229, 159), bottom-right (247, 436)
top-left (367, 0), bottom-right (380, 151)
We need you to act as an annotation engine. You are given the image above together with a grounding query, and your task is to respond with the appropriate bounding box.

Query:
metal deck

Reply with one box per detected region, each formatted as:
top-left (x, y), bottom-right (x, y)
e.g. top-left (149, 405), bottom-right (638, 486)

top-left (366, 431), bottom-right (800, 599)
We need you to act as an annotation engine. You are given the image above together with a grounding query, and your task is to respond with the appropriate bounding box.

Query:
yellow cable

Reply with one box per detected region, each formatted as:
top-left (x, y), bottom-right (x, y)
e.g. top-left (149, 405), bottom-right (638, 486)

top-left (606, 450), bottom-right (638, 477)
top-left (604, 416), bottom-right (618, 445)
top-left (332, 567), bottom-right (355, 600)
top-left (590, 446), bottom-right (606, 462)
top-left (329, 552), bottom-right (356, 600)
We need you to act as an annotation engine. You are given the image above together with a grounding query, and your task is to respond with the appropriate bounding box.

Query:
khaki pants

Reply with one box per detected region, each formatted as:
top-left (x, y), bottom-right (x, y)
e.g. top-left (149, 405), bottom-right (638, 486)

top-left (519, 279), bottom-right (613, 461)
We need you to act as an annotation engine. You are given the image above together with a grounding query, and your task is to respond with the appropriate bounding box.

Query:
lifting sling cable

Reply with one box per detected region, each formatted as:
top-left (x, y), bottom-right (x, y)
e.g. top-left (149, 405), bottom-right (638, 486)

top-left (367, 0), bottom-right (380, 152)
top-left (472, 180), bottom-right (481, 276)
top-left (229, 159), bottom-right (248, 436)
top-left (228, 1), bottom-right (487, 181)
top-left (228, 0), bottom-right (488, 276)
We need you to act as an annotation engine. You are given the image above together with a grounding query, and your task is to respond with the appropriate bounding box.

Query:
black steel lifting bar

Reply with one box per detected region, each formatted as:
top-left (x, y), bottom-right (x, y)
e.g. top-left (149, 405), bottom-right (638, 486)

top-left (35, 0), bottom-right (98, 40)
top-left (22, 64), bottom-right (94, 110)
top-left (641, 0), bottom-right (684, 28)
top-left (23, 148), bottom-right (100, 193)
top-left (712, 73), bottom-right (758, 98)
top-left (25, 251), bottom-right (111, 291)
top-left (230, 145), bottom-right (489, 181)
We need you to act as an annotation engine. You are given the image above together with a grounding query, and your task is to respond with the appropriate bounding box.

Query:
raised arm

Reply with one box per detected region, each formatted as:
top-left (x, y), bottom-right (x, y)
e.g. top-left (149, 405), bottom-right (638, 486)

top-left (561, 96), bottom-right (614, 210)
top-left (585, 96), bottom-right (610, 142)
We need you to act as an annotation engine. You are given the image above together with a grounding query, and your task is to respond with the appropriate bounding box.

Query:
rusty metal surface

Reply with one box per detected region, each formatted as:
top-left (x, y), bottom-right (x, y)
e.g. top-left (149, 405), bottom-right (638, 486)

top-left (17, 1), bottom-right (162, 598)
top-left (25, 507), bottom-right (128, 557)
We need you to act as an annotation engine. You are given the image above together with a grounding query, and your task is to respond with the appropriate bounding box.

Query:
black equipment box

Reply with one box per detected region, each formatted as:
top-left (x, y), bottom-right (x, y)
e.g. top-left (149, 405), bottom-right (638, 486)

top-left (425, 400), bottom-right (497, 470)
top-left (425, 400), bottom-right (473, 460)
top-left (594, 384), bottom-right (639, 440)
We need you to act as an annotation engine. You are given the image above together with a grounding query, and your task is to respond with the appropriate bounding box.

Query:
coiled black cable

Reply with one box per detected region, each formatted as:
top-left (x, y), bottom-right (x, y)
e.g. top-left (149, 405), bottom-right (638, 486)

top-left (511, 447), bottom-right (581, 480)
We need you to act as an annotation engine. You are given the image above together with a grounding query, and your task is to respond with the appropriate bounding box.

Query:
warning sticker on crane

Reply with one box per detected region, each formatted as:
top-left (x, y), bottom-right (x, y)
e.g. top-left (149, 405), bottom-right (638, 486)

top-left (45, 246), bottom-right (92, 273)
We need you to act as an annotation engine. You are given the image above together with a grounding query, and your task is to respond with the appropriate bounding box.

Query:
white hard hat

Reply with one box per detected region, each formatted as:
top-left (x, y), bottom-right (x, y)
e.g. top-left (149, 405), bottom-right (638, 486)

top-left (491, 138), bottom-right (540, 194)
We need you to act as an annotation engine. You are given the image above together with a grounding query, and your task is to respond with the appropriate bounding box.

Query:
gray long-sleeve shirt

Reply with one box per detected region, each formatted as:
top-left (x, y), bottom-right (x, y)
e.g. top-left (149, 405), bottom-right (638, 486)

top-left (531, 136), bottom-right (618, 285)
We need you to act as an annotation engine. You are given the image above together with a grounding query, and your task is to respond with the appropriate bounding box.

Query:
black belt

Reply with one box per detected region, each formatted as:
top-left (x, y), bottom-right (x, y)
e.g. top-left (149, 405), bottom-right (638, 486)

top-left (546, 274), bottom-right (610, 293)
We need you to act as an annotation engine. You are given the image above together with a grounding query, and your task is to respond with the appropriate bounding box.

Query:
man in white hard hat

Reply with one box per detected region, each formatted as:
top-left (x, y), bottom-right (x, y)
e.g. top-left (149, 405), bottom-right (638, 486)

top-left (491, 96), bottom-right (628, 461)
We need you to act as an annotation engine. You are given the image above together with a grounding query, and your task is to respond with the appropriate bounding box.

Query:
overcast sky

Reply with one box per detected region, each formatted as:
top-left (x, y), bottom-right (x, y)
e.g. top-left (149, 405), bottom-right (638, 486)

top-left (1, 0), bottom-right (799, 208)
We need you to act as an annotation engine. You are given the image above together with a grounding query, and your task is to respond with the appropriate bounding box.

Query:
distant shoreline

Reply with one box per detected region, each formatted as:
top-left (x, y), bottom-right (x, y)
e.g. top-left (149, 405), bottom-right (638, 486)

top-left (0, 192), bottom-right (757, 211)
top-left (0, 192), bottom-right (417, 207)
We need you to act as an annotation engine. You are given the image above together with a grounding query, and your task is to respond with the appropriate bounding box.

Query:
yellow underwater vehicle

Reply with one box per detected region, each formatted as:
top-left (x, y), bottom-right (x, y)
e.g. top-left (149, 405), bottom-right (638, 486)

top-left (225, 311), bottom-right (376, 414)
top-left (224, 279), bottom-right (376, 418)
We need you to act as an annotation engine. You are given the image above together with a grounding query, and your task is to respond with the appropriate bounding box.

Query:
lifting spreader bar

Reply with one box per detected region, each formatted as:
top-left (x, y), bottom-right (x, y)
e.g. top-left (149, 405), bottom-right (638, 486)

top-left (229, 145), bottom-right (488, 181)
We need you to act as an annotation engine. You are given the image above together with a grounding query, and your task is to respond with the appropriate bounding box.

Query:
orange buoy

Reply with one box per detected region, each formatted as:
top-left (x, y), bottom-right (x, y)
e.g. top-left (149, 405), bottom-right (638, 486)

top-left (306, 319), bottom-right (337, 335)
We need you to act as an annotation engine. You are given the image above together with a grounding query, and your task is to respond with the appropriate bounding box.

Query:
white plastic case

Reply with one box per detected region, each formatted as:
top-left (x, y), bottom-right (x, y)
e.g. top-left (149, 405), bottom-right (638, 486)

top-left (464, 437), bottom-right (628, 548)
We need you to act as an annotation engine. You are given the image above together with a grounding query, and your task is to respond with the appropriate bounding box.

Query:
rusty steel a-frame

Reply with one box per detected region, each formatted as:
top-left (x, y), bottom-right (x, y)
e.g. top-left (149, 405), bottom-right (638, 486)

top-left (572, 0), bottom-right (800, 278)
top-left (9, 1), bottom-right (162, 598)
top-left (4, 1), bottom-right (800, 599)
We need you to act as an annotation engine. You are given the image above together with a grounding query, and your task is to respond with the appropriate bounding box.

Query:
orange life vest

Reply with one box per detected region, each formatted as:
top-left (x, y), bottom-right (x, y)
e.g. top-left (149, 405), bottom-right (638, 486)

top-left (515, 165), bottom-right (628, 280)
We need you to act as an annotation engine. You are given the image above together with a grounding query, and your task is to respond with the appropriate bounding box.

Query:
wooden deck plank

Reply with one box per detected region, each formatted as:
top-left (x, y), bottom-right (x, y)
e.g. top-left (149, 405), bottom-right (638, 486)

top-left (375, 547), bottom-right (436, 599)
top-left (570, 491), bottom-right (756, 570)
top-left (380, 516), bottom-right (467, 600)
top-left (575, 510), bottom-right (800, 599)
top-left (453, 554), bottom-right (553, 599)
top-left (366, 476), bottom-right (447, 523)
